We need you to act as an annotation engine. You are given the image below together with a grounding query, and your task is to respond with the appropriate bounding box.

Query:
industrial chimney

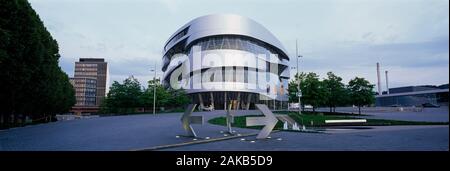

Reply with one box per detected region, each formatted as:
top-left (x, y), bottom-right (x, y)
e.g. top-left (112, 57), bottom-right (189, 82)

top-left (376, 62), bottom-right (382, 95)
top-left (385, 70), bottom-right (389, 94)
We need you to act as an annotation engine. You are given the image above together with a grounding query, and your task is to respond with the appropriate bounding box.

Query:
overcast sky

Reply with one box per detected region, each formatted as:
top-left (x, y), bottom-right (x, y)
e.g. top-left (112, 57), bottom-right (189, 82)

top-left (29, 0), bottom-right (449, 91)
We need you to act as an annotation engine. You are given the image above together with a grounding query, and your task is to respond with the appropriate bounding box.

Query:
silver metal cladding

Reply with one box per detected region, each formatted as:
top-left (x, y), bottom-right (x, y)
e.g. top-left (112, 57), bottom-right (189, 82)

top-left (161, 14), bottom-right (290, 105)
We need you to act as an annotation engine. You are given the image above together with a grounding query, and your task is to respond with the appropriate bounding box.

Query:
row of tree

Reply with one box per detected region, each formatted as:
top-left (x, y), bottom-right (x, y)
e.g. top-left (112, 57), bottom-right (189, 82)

top-left (288, 72), bottom-right (375, 114)
top-left (100, 76), bottom-right (190, 114)
top-left (0, 0), bottom-right (75, 128)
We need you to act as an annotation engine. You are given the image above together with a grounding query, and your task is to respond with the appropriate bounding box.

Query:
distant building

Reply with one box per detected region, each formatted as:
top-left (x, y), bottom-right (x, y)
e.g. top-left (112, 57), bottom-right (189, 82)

top-left (70, 77), bottom-right (97, 106)
top-left (376, 84), bottom-right (449, 107)
top-left (70, 58), bottom-right (108, 115)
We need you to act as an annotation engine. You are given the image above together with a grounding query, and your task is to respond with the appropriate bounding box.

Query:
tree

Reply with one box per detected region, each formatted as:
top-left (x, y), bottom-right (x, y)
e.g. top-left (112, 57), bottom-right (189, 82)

top-left (141, 78), bottom-right (168, 111)
top-left (348, 77), bottom-right (375, 114)
top-left (103, 76), bottom-right (143, 113)
top-left (288, 72), bottom-right (305, 103)
top-left (101, 77), bottom-right (191, 114)
top-left (338, 87), bottom-right (351, 108)
top-left (0, 0), bottom-right (75, 127)
top-left (140, 78), bottom-right (190, 111)
top-left (323, 72), bottom-right (347, 113)
top-left (301, 72), bottom-right (326, 112)
top-left (168, 88), bottom-right (190, 108)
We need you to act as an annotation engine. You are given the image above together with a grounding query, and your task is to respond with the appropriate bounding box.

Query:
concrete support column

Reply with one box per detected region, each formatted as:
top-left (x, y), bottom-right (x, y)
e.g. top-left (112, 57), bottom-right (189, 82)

top-left (273, 99), bottom-right (276, 110)
top-left (198, 93), bottom-right (204, 109)
top-left (224, 92), bottom-right (227, 110)
top-left (210, 92), bottom-right (214, 108)
top-left (246, 94), bottom-right (252, 110)
top-left (237, 92), bottom-right (241, 110)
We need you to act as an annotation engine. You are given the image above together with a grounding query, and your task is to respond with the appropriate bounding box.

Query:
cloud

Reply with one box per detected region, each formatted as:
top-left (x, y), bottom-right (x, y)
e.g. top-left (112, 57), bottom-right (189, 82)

top-left (290, 35), bottom-right (449, 88)
top-left (30, 0), bottom-right (449, 89)
top-left (157, 0), bottom-right (180, 13)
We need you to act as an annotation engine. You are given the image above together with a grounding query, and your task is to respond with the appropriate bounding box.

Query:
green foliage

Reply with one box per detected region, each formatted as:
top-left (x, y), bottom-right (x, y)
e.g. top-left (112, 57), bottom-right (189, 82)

top-left (290, 72), bottom-right (332, 112)
top-left (101, 76), bottom-right (142, 113)
top-left (100, 77), bottom-right (191, 114)
top-left (323, 72), bottom-right (348, 112)
top-left (167, 88), bottom-right (191, 108)
top-left (288, 72), bottom-right (305, 103)
top-left (0, 0), bottom-right (75, 127)
top-left (208, 115), bottom-right (282, 130)
top-left (348, 77), bottom-right (376, 114)
top-left (301, 72), bottom-right (327, 112)
top-left (288, 72), bottom-right (374, 113)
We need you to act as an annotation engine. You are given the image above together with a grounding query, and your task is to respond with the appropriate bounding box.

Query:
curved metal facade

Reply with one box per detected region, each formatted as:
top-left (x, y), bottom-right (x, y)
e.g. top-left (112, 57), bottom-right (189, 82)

top-left (162, 14), bottom-right (290, 110)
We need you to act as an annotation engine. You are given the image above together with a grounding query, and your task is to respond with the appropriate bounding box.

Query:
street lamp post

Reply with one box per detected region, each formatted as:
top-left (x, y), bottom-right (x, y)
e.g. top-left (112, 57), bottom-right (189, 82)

top-left (151, 62), bottom-right (157, 115)
top-left (296, 39), bottom-right (303, 115)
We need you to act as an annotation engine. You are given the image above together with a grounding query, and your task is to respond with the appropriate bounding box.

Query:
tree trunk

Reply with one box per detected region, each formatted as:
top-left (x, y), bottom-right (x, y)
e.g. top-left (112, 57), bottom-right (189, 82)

top-left (358, 106), bottom-right (361, 115)
top-left (329, 106), bottom-right (332, 113)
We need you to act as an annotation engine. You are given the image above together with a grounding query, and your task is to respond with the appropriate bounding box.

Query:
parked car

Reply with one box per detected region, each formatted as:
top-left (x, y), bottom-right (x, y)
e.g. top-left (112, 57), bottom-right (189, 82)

top-left (289, 103), bottom-right (300, 109)
top-left (304, 105), bottom-right (313, 109)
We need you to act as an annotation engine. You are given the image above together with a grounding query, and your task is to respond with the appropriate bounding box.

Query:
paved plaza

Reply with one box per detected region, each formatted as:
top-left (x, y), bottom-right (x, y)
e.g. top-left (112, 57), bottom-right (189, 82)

top-left (0, 108), bottom-right (448, 151)
top-left (165, 125), bottom-right (448, 151)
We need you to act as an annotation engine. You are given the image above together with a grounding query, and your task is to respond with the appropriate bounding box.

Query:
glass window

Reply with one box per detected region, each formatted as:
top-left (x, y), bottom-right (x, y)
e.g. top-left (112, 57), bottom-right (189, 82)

top-left (235, 39), bottom-right (240, 50)
top-left (216, 38), bottom-right (221, 49)
top-left (244, 67), bottom-right (248, 83)
top-left (236, 67), bottom-right (245, 83)
top-left (225, 38), bottom-right (231, 49)
top-left (224, 67), bottom-right (233, 82)
top-left (206, 38), bottom-right (212, 50)
top-left (187, 36), bottom-right (286, 61)
top-left (210, 73), bottom-right (214, 82)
